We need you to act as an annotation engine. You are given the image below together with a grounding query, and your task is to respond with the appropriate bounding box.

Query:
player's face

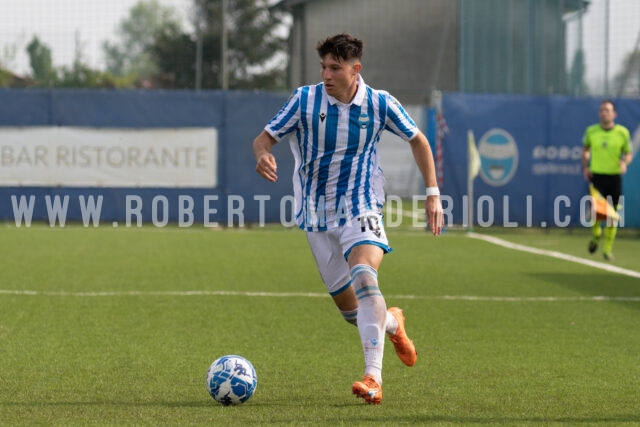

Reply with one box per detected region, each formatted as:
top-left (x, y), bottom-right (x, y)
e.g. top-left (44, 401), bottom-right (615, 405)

top-left (320, 54), bottom-right (360, 103)
top-left (599, 102), bottom-right (616, 127)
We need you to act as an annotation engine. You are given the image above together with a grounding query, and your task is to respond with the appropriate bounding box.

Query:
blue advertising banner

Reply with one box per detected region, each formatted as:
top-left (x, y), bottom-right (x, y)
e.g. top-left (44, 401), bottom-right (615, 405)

top-left (0, 89), bottom-right (293, 225)
top-left (441, 93), bottom-right (640, 228)
top-left (1, 90), bottom-right (638, 228)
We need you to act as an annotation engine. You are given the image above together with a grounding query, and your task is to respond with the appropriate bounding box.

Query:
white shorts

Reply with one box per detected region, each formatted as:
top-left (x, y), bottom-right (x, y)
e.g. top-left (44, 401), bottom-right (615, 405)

top-left (305, 212), bottom-right (391, 296)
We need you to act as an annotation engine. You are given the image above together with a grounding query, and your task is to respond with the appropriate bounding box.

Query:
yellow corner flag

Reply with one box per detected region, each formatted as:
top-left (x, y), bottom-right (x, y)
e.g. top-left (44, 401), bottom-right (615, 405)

top-left (589, 184), bottom-right (620, 222)
top-left (467, 130), bottom-right (481, 180)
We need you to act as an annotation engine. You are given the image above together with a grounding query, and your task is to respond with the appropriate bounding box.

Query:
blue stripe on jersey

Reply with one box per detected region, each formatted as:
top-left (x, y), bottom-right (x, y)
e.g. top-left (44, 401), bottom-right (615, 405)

top-left (377, 91), bottom-right (388, 134)
top-left (270, 92), bottom-right (299, 138)
top-left (385, 97), bottom-right (416, 138)
top-left (335, 104), bottom-right (362, 226)
top-left (349, 103), bottom-right (368, 217)
top-left (361, 91), bottom-right (378, 211)
top-left (294, 127), bottom-right (305, 220)
top-left (300, 87), bottom-right (310, 167)
top-left (314, 102), bottom-right (338, 230)
top-left (266, 78), bottom-right (418, 231)
top-left (350, 88), bottom-right (379, 217)
top-left (304, 85), bottom-right (324, 231)
top-left (296, 88), bottom-right (310, 222)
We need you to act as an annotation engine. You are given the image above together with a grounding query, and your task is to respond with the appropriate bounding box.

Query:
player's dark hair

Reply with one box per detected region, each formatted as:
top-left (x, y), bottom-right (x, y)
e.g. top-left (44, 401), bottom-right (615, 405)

top-left (601, 99), bottom-right (616, 111)
top-left (316, 33), bottom-right (363, 62)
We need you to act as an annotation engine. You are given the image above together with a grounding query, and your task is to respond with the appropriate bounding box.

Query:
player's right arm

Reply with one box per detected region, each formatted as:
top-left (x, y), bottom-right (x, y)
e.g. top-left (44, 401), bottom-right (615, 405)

top-left (582, 128), bottom-right (592, 182)
top-left (254, 88), bottom-right (302, 183)
top-left (253, 130), bottom-right (279, 182)
top-left (619, 126), bottom-right (633, 175)
top-left (581, 146), bottom-right (592, 181)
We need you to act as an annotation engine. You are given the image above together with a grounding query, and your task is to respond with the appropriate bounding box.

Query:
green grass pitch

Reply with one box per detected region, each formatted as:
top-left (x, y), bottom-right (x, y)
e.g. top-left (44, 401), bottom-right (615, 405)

top-left (1, 222), bottom-right (639, 425)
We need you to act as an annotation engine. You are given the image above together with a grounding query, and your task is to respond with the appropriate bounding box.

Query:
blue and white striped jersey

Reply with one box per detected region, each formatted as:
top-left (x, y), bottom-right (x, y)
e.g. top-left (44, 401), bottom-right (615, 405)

top-left (265, 75), bottom-right (419, 231)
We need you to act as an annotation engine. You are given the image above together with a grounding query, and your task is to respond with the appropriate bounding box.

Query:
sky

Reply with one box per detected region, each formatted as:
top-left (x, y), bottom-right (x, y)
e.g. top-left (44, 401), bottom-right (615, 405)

top-left (0, 0), bottom-right (193, 74)
top-left (1, 0), bottom-right (639, 96)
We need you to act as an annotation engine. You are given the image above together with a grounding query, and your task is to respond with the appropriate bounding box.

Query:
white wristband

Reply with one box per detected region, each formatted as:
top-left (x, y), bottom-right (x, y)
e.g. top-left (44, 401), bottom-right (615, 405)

top-left (425, 187), bottom-right (440, 197)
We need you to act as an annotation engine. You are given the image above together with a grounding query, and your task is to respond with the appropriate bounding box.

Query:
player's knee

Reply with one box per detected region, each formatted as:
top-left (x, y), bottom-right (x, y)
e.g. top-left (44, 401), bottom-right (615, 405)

top-left (350, 264), bottom-right (381, 300)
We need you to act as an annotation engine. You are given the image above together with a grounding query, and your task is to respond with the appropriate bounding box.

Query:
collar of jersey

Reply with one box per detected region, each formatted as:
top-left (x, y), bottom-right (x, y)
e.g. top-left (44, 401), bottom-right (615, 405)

top-left (324, 74), bottom-right (366, 106)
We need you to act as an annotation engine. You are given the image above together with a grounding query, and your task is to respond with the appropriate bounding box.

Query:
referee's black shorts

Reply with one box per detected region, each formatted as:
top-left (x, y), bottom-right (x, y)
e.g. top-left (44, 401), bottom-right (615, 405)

top-left (591, 173), bottom-right (622, 209)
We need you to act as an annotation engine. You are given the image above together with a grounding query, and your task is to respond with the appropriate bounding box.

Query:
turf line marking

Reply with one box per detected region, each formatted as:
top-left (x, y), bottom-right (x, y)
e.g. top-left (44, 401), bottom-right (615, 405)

top-left (1, 289), bottom-right (639, 302)
top-left (0, 290), bottom-right (328, 298)
top-left (400, 209), bottom-right (421, 221)
top-left (467, 232), bottom-right (640, 279)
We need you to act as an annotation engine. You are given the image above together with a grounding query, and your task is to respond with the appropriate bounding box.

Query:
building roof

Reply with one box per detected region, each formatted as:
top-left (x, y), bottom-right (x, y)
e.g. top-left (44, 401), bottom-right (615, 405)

top-left (271, 0), bottom-right (313, 9)
top-left (274, 0), bottom-right (588, 13)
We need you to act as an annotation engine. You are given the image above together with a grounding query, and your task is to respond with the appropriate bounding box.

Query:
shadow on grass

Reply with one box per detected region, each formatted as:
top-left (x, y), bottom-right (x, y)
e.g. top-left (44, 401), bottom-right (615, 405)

top-left (4, 401), bottom-right (640, 424)
top-left (347, 414), bottom-right (640, 425)
top-left (526, 271), bottom-right (640, 311)
top-left (0, 400), bottom-right (212, 408)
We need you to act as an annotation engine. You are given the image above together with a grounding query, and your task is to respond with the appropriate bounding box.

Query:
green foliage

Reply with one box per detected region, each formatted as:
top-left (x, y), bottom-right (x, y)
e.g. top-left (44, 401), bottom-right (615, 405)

top-left (54, 61), bottom-right (137, 88)
top-left (26, 36), bottom-right (56, 84)
top-left (1, 224), bottom-right (640, 424)
top-left (152, 26), bottom-right (198, 88)
top-left (10, 0), bottom-right (288, 89)
top-left (0, 68), bottom-right (8, 83)
top-left (103, 0), bottom-right (183, 78)
top-left (22, 36), bottom-right (138, 88)
top-left (151, 0), bottom-right (288, 90)
top-left (0, 68), bottom-right (15, 86)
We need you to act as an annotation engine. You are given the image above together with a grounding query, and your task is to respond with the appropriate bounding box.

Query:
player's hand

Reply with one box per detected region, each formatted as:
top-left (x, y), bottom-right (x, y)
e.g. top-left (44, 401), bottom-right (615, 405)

top-left (425, 195), bottom-right (444, 236)
top-left (583, 168), bottom-right (592, 182)
top-left (256, 153), bottom-right (278, 182)
top-left (619, 161), bottom-right (628, 175)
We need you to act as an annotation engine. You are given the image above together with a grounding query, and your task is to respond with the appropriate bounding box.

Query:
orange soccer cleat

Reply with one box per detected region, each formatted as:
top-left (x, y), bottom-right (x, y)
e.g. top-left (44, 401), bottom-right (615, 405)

top-left (387, 307), bottom-right (417, 367)
top-left (352, 375), bottom-right (383, 405)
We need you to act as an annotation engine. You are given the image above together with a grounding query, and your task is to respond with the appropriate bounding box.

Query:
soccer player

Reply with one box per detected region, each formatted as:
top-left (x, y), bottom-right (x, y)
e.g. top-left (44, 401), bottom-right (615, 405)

top-left (253, 33), bottom-right (444, 404)
top-left (582, 99), bottom-right (632, 261)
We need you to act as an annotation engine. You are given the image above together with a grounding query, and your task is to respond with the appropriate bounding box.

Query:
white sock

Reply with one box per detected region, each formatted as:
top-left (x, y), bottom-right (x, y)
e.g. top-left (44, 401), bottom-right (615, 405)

top-left (385, 311), bottom-right (398, 335)
top-left (351, 264), bottom-right (386, 385)
top-left (340, 307), bottom-right (398, 335)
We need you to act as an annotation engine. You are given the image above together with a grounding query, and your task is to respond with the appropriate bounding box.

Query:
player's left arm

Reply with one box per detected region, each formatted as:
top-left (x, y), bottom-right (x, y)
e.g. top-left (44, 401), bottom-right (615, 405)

top-left (383, 93), bottom-right (443, 235)
top-left (253, 130), bottom-right (279, 182)
top-left (619, 128), bottom-right (633, 175)
top-left (620, 152), bottom-right (632, 174)
top-left (408, 131), bottom-right (444, 236)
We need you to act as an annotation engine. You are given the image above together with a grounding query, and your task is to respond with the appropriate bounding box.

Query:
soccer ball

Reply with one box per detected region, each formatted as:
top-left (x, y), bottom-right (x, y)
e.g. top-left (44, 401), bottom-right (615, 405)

top-left (206, 355), bottom-right (257, 405)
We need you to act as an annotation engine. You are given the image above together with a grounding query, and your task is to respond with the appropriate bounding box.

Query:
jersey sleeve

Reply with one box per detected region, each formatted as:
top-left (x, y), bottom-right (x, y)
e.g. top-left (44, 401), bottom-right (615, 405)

top-left (264, 88), bottom-right (301, 142)
top-left (382, 93), bottom-right (419, 141)
top-left (621, 126), bottom-right (632, 154)
top-left (582, 127), bottom-right (591, 148)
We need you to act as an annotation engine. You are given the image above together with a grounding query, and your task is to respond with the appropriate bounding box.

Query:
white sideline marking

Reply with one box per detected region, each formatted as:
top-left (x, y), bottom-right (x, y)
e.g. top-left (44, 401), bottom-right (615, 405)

top-left (0, 290), bottom-right (328, 297)
top-left (400, 209), bottom-right (421, 221)
top-left (467, 232), bottom-right (640, 279)
top-left (0, 289), bottom-right (639, 301)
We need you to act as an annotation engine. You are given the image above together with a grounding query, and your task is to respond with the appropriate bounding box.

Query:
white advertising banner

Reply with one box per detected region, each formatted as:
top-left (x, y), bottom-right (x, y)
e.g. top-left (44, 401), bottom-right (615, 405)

top-left (0, 127), bottom-right (218, 187)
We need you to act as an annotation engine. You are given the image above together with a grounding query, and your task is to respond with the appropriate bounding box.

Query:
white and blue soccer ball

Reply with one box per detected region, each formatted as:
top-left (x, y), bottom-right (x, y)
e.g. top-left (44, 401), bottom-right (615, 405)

top-left (206, 355), bottom-right (257, 406)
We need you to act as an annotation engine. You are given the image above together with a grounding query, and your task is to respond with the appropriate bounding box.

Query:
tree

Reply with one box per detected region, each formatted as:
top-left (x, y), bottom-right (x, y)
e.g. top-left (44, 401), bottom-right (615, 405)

top-left (2, 41), bottom-right (31, 87)
top-left (25, 34), bottom-right (133, 88)
top-left (1, 42), bottom-right (19, 73)
top-left (150, 0), bottom-right (288, 90)
top-left (26, 36), bottom-right (56, 84)
top-left (103, 0), bottom-right (183, 78)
